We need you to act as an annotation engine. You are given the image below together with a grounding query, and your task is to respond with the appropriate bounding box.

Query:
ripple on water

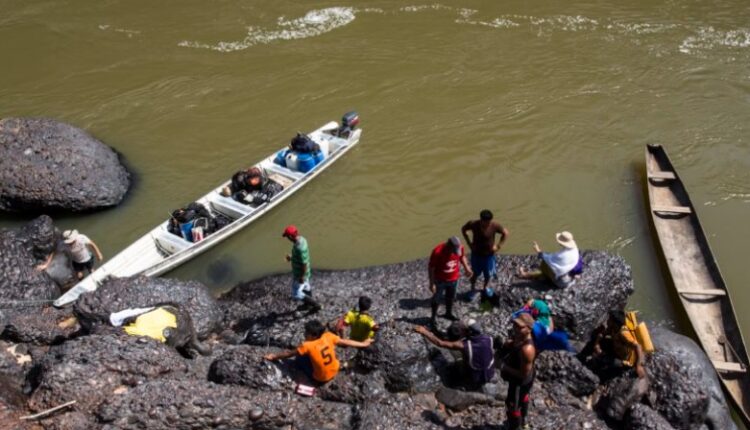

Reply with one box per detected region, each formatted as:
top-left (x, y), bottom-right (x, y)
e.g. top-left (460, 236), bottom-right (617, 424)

top-left (178, 7), bottom-right (356, 52)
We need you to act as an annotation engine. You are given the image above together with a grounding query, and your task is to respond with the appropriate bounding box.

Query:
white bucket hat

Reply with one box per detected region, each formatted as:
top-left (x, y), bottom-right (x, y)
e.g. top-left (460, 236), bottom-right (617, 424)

top-left (63, 229), bottom-right (79, 244)
top-left (555, 231), bottom-right (577, 249)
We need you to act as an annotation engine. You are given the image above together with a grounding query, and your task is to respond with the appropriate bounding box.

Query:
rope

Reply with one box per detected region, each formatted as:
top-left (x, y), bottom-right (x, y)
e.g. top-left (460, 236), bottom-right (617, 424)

top-left (20, 400), bottom-right (76, 420)
top-left (0, 299), bottom-right (55, 309)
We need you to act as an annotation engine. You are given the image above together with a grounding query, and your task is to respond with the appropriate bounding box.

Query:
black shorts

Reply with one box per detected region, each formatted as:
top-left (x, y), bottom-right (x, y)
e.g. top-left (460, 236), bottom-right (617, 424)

top-left (72, 258), bottom-right (95, 273)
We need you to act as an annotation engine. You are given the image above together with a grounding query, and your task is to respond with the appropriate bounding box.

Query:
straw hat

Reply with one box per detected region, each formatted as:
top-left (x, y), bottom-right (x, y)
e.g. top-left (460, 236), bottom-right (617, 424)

top-left (63, 229), bottom-right (79, 244)
top-left (555, 231), bottom-right (577, 249)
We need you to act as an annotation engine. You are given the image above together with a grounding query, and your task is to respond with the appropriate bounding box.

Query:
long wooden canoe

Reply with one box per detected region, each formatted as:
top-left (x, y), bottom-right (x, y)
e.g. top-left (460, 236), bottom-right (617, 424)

top-left (54, 113), bottom-right (362, 307)
top-left (645, 143), bottom-right (750, 426)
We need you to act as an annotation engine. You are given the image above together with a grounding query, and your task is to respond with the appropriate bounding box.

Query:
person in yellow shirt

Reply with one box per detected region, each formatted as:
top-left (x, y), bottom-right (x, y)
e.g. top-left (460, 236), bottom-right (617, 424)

top-left (590, 310), bottom-right (646, 379)
top-left (336, 296), bottom-right (379, 342)
top-left (264, 320), bottom-right (373, 384)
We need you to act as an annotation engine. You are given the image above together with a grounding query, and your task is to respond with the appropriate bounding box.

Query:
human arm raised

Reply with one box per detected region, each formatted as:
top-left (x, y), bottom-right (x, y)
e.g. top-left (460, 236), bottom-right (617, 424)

top-left (414, 326), bottom-right (463, 350)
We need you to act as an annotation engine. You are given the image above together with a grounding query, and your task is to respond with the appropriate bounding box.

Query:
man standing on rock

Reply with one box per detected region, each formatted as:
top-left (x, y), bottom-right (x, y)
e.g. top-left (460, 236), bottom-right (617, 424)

top-left (500, 313), bottom-right (537, 430)
top-left (461, 209), bottom-right (509, 298)
top-left (428, 236), bottom-right (473, 325)
top-left (37, 229), bottom-right (103, 280)
top-left (283, 225), bottom-right (321, 313)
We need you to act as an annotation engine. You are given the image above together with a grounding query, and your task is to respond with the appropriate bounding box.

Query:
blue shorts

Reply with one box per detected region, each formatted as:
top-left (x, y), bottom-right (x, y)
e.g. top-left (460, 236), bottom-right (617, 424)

top-left (291, 279), bottom-right (312, 300)
top-left (432, 280), bottom-right (458, 303)
top-left (470, 254), bottom-right (497, 280)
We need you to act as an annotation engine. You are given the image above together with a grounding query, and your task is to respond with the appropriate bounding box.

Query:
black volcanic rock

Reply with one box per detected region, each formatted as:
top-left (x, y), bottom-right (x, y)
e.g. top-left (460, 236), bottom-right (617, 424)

top-left (0, 216), bottom-right (59, 303)
top-left (75, 276), bottom-right (221, 339)
top-left (28, 334), bottom-right (189, 414)
top-left (96, 379), bottom-right (355, 429)
top-left (0, 118), bottom-right (130, 213)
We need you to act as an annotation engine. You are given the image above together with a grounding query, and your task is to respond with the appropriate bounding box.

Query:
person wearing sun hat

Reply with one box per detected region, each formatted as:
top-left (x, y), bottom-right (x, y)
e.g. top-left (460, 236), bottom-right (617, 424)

top-left (36, 229), bottom-right (104, 280)
top-left (518, 231), bottom-right (580, 288)
top-left (282, 225), bottom-right (320, 313)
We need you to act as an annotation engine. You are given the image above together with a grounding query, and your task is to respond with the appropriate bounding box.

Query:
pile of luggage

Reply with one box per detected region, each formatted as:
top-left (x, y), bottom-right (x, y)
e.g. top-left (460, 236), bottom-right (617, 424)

top-left (274, 133), bottom-right (326, 173)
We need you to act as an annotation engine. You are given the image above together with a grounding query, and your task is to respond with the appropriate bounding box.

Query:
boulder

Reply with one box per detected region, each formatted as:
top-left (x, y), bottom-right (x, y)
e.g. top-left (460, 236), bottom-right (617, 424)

top-left (208, 345), bottom-right (290, 392)
top-left (0, 216), bottom-right (59, 303)
top-left (0, 118), bottom-right (130, 213)
top-left (646, 350), bottom-right (709, 429)
top-left (535, 350), bottom-right (600, 397)
top-left (75, 276), bottom-right (220, 339)
top-left (649, 327), bottom-right (737, 430)
top-left (28, 334), bottom-right (189, 414)
top-left (625, 403), bottom-right (676, 430)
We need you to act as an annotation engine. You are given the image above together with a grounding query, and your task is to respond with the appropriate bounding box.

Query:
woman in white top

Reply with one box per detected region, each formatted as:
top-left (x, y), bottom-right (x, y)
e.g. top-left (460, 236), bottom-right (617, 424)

top-left (518, 231), bottom-right (580, 288)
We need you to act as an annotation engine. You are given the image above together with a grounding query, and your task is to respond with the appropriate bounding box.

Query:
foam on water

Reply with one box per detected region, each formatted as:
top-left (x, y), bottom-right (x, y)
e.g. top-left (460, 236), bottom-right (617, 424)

top-left (178, 7), bottom-right (355, 52)
top-left (679, 27), bottom-right (750, 55)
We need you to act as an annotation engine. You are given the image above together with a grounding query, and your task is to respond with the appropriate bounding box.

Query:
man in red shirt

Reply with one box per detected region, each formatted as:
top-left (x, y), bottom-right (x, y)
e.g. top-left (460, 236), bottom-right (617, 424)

top-left (428, 236), bottom-right (473, 326)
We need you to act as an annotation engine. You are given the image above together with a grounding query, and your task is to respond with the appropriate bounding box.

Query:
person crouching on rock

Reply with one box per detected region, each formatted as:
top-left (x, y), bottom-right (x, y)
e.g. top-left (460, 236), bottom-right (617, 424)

top-left (37, 229), bottom-right (103, 280)
top-left (585, 310), bottom-right (647, 380)
top-left (517, 231), bottom-right (580, 288)
top-left (428, 236), bottom-right (473, 326)
top-left (335, 296), bottom-right (379, 342)
top-left (282, 225), bottom-right (321, 313)
top-left (500, 313), bottom-right (537, 430)
top-left (414, 319), bottom-right (495, 391)
top-left (264, 320), bottom-right (373, 385)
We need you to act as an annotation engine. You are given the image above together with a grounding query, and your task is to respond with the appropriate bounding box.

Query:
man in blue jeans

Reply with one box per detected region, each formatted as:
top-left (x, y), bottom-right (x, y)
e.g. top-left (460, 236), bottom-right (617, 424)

top-left (428, 236), bottom-right (473, 326)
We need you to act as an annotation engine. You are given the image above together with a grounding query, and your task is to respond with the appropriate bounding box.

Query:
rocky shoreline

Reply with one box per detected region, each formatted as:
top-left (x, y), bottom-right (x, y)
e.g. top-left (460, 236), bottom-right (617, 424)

top-left (0, 217), bottom-right (738, 429)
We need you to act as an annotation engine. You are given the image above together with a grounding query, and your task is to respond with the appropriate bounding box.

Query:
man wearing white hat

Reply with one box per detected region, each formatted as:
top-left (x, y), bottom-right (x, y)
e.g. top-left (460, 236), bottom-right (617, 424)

top-left (37, 229), bottom-right (104, 280)
top-left (518, 231), bottom-right (580, 288)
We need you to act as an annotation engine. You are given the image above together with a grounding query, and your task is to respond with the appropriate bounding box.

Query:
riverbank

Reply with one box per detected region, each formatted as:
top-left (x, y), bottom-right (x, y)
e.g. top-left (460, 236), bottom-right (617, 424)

top-left (0, 217), bottom-right (736, 429)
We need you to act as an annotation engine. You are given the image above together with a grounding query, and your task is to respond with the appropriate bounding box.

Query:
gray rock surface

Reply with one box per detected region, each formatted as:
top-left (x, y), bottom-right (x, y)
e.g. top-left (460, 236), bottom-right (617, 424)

top-left (0, 118), bottom-right (130, 212)
top-left (625, 403), bottom-right (676, 430)
top-left (28, 334), bottom-right (189, 414)
top-left (0, 216), bottom-right (59, 303)
top-left (96, 380), bottom-right (355, 430)
top-left (75, 276), bottom-right (221, 339)
top-left (646, 350), bottom-right (709, 429)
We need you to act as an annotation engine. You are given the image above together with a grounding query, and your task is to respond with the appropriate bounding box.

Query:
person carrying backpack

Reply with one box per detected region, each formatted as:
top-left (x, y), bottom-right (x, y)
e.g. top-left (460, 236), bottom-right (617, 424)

top-left (414, 320), bottom-right (495, 391)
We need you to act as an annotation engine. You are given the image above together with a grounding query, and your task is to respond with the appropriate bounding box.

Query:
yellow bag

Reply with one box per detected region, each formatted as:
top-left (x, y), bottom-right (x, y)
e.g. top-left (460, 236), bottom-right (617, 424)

top-left (625, 311), bottom-right (655, 354)
top-left (123, 308), bottom-right (177, 343)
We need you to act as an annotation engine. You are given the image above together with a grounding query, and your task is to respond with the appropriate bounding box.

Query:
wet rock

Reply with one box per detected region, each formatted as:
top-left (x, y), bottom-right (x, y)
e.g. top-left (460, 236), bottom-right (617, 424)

top-left (535, 350), bottom-right (600, 397)
top-left (96, 379), bottom-right (354, 429)
top-left (75, 276), bottom-right (220, 339)
top-left (28, 334), bottom-right (189, 414)
top-left (0, 118), bottom-right (130, 213)
top-left (625, 403), bottom-right (676, 430)
top-left (649, 327), bottom-right (737, 430)
top-left (646, 350), bottom-right (709, 429)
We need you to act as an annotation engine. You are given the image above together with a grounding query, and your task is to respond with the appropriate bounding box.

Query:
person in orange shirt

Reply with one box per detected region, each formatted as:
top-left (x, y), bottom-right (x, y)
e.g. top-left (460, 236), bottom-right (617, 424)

top-left (264, 320), bottom-right (373, 384)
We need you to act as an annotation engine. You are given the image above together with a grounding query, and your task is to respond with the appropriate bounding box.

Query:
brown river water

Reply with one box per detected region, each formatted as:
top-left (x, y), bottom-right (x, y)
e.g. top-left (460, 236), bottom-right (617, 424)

top-left (1, 0), bottom-right (749, 400)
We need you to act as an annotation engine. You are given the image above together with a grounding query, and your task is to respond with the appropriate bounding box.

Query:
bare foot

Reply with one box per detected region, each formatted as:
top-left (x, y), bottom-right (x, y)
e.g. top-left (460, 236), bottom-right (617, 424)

top-left (516, 267), bottom-right (530, 278)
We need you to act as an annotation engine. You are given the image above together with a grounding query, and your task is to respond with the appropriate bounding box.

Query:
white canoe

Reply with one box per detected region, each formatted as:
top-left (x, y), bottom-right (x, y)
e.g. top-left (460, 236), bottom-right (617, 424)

top-left (54, 116), bottom-right (362, 307)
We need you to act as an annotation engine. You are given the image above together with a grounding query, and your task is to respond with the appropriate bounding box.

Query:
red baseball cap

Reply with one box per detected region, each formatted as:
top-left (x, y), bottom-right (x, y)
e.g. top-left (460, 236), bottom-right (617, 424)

top-left (282, 225), bottom-right (299, 238)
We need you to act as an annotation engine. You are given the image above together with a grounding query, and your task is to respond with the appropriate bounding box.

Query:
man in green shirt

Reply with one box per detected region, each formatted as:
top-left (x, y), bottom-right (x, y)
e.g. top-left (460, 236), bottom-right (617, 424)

top-left (283, 225), bottom-right (320, 313)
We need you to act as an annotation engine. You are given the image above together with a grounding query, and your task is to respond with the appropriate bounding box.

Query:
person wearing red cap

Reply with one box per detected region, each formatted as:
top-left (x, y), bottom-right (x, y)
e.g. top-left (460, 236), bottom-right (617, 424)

top-left (283, 225), bottom-right (320, 313)
top-left (428, 236), bottom-right (473, 326)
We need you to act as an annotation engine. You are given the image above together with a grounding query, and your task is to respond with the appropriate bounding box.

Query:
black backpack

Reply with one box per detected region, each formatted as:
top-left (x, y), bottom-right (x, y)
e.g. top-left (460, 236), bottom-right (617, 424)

top-left (290, 133), bottom-right (318, 153)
